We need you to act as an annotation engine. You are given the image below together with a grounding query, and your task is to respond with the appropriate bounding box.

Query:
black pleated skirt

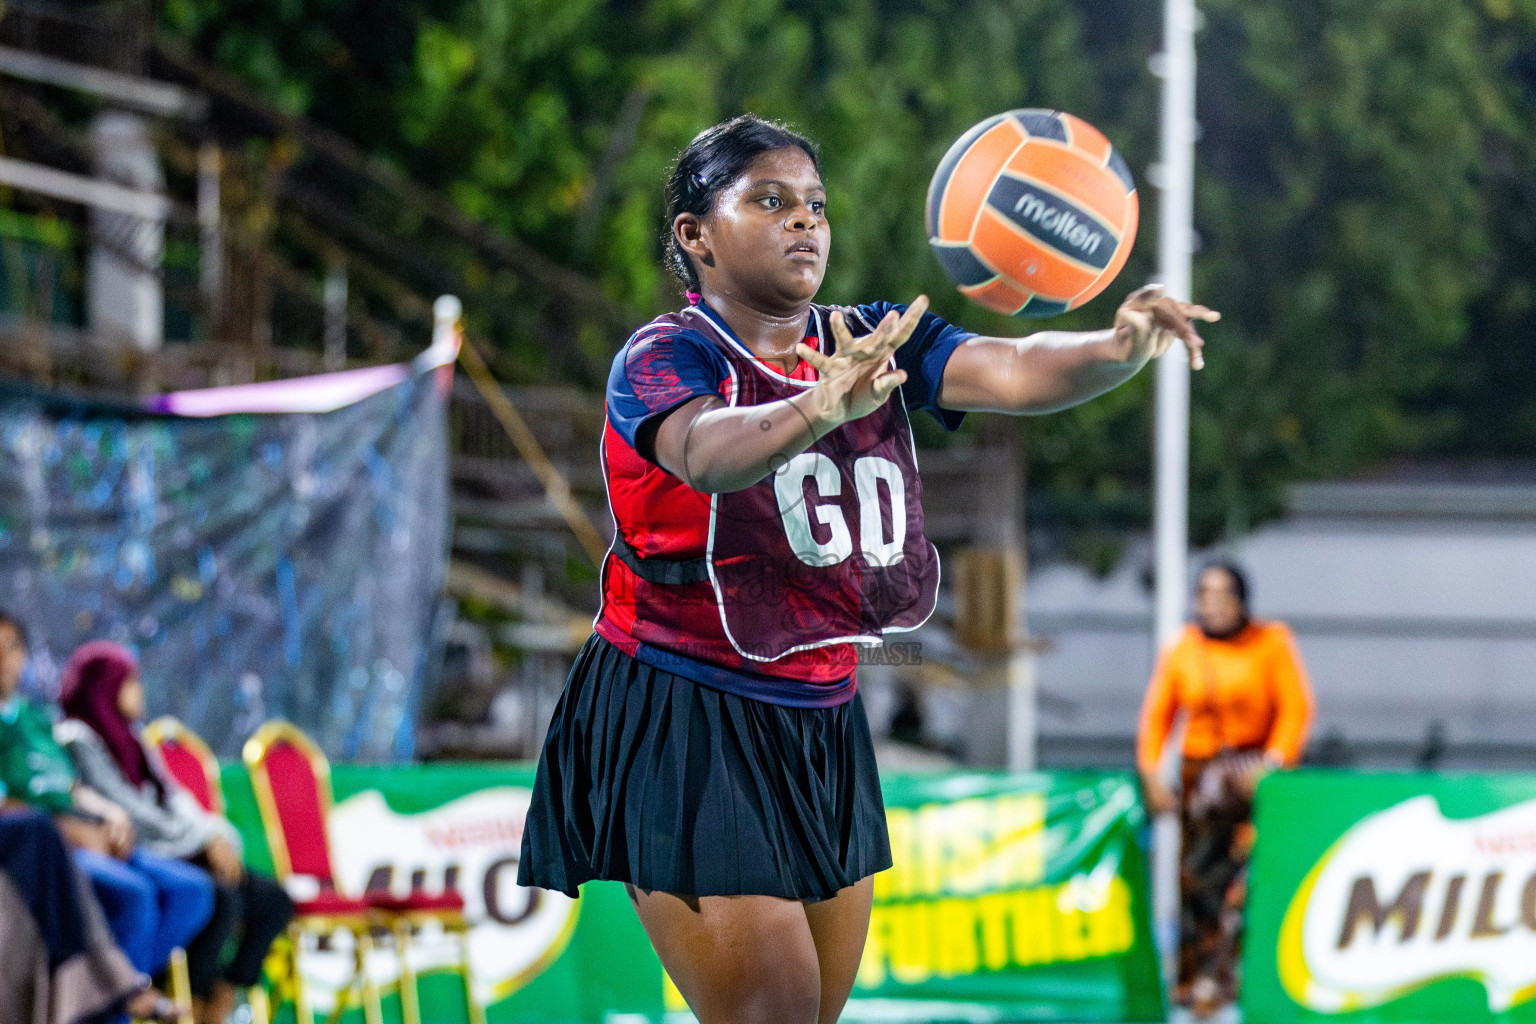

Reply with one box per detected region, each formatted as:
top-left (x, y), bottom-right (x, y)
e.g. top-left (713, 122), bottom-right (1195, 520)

top-left (517, 633), bottom-right (892, 901)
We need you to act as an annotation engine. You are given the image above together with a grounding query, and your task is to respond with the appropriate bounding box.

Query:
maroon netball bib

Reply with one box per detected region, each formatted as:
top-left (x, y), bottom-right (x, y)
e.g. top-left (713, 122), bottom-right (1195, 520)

top-left (688, 304), bottom-right (940, 662)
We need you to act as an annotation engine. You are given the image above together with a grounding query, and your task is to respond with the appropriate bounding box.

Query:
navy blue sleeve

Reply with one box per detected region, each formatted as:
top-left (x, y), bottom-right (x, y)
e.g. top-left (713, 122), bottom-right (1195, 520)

top-left (856, 301), bottom-right (973, 431)
top-left (606, 323), bottom-right (729, 452)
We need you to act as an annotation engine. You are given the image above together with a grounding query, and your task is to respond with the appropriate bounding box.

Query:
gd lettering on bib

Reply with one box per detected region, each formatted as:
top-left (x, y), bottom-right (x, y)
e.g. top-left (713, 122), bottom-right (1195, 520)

top-left (692, 305), bottom-right (940, 661)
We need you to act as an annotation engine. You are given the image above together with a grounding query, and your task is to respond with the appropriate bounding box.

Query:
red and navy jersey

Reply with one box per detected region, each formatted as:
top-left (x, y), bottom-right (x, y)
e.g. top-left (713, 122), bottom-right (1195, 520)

top-left (596, 299), bottom-right (972, 707)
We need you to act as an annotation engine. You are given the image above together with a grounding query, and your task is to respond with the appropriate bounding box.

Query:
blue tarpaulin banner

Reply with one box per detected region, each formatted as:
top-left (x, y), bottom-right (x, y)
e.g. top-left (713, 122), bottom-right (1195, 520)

top-left (0, 348), bottom-right (453, 761)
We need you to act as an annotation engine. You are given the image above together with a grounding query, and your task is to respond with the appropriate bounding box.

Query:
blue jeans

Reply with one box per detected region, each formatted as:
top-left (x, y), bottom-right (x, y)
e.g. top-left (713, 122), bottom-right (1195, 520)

top-left (75, 848), bottom-right (215, 976)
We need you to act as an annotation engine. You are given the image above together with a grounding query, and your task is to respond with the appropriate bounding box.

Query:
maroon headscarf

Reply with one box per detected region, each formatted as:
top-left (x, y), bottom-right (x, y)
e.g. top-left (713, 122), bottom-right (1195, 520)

top-left (60, 641), bottom-right (160, 796)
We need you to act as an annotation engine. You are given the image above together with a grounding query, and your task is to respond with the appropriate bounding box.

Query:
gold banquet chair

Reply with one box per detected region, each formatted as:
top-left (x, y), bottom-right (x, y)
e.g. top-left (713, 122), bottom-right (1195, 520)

top-left (243, 722), bottom-right (384, 1024)
top-left (244, 721), bottom-right (482, 1024)
top-left (143, 717), bottom-right (271, 1024)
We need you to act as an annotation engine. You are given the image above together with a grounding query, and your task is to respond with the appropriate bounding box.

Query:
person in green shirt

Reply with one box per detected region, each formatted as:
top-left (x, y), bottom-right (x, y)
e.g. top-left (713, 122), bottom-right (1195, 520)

top-left (1, 683), bottom-right (102, 813)
top-left (0, 615), bottom-right (127, 844)
top-left (0, 611), bottom-right (213, 1017)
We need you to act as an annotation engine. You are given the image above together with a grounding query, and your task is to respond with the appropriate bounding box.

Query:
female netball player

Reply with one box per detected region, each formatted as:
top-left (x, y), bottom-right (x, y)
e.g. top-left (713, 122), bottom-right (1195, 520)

top-left (519, 114), bottom-right (1216, 1024)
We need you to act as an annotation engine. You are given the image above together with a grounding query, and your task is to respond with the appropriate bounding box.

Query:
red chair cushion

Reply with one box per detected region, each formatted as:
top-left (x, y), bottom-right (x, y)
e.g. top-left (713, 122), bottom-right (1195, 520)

top-left (159, 740), bottom-right (216, 813)
top-left (265, 741), bottom-right (334, 880)
top-left (294, 890), bottom-right (373, 917)
top-left (367, 890), bottom-right (466, 913)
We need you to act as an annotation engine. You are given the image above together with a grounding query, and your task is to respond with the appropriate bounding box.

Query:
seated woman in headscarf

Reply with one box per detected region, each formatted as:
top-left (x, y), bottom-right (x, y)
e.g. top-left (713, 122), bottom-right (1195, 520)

top-left (0, 612), bottom-right (207, 1022)
top-left (57, 642), bottom-right (294, 1024)
top-left (0, 807), bottom-right (145, 1024)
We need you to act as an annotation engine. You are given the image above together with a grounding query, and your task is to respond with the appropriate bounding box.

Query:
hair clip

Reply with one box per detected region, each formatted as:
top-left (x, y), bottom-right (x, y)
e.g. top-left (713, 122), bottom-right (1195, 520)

top-left (690, 171), bottom-right (709, 191)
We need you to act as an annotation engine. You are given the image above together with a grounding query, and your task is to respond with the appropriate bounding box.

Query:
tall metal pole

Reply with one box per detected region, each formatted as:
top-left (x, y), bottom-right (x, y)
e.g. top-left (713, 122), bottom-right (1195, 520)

top-left (1152, 0), bottom-right (1198, 990)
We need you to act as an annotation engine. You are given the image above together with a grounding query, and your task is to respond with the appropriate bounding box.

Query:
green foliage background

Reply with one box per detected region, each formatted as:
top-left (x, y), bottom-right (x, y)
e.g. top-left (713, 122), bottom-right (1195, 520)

top-left (161, 0), bottom-right (1536, 558)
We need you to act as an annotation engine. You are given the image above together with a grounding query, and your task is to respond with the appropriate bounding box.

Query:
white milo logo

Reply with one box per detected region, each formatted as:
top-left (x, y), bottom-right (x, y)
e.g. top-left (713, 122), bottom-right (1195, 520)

top-left (1013, 191), bottom-right (1105, 257)
top-left (774, 453), bottom-right (906, 568)
top-left (302, 788), bottom-right (578, 1011)
top-left (1282, 794), bottom-right (1536, 1013)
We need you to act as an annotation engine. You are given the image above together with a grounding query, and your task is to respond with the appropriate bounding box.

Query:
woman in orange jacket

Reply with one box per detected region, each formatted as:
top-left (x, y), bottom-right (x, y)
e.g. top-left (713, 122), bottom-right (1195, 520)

top-left (1136, 561), bottom-right (1314, 1018)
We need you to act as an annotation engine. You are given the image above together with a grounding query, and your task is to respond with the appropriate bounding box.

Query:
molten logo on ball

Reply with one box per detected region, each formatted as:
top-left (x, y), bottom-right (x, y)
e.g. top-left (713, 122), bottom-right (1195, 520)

top-left (995, 180), bottom-right (1112, 268)
top-left (1014, 192), bottom-right (1105, 258)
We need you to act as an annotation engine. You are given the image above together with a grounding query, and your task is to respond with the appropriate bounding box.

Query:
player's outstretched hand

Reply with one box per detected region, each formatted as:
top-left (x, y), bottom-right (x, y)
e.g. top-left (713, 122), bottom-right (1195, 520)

top-left (1113, 285), bottom-right (1219, 371)
top-left (796, 296), bottom-right (928, 427)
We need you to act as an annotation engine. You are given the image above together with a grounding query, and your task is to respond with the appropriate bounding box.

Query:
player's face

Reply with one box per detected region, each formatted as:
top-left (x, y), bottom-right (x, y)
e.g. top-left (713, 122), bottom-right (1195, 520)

top-left (697, 147), bottom-right (829, 308)
top-left (1195, 568), bottom-right (1245, 637)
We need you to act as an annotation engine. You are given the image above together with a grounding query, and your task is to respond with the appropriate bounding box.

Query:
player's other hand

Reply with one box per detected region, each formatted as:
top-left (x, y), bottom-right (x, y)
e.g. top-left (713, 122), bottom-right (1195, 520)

top-left (1113, 284), bottom-right (1218, 371)
top-left (798, 295), bottom-right (928, 427)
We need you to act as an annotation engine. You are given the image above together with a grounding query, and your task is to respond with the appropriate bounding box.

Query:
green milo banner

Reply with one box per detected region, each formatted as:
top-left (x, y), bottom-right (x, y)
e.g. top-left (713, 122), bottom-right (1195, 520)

top-left (220, 764), bottom-right (1163, 1023)
top-left (1245, 771), bottom-right (1536, 1024)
